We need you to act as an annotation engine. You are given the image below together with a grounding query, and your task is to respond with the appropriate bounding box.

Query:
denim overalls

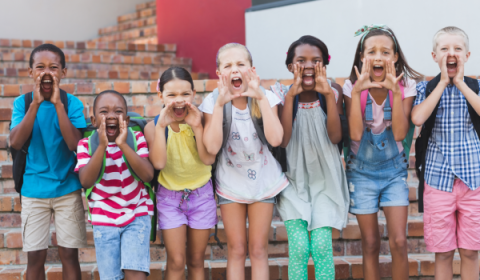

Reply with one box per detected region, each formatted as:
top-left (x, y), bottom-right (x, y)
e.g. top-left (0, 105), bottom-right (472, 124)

top-left (346, 93), bottom-right (409, 214)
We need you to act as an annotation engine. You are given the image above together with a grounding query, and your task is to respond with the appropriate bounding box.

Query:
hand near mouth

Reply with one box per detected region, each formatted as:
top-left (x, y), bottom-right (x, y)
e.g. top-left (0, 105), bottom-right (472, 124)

top-left (33, 72), bottom-right (46, 105)
top-left (50, 73), bottom-right (62, 107)
top-left (97, 115), bottom-right (109, 148)
top-left (216, 74), bottom-right (241, 106)
top-left (156, 101), bottom-right (175, 129)
top-left (314, 62), bottom-right (334, 97)
top-left (184, 102), bottom-right (202, 129)
top-left (352, 58), bottom-right (382, 95)
top-left (288, 63), bottom-right (304, 97)
top-left (377, 59), bottom-right (404, 94)
top-left (115, 115), bottom-right (128, 147)
top-left (242, 68), bottom-right (264, 100)
top-left (453, 54), bottom-right (465, 86)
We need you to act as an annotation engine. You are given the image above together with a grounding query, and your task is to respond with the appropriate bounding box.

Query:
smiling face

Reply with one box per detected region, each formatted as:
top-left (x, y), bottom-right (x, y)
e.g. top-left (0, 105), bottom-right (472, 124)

top-left (159, 78), bottom-right (195, 122)
top-left (92, 93), bottom-right (129, 142)
top-left (432, 33), bottom-right (470, 78)
top-left (288, 44), bottom-right (323, 91)
top-left (216, 47), bottom-right (252, 95)
top-left (361, 35), bottom-right (398, 83)
top-left (29, 51), bottom-right (67, 100)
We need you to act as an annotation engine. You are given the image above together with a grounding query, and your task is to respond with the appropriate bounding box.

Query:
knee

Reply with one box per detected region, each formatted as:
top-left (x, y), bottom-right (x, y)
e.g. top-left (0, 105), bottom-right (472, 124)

top-left (389, 236), bottom-right (407, 253)
top-left (58, 247), bottom-right (79, 264)
top-left (248, 242), bottom-right (268, 260)
top-left (362, 236), bottom-right (380, 255)
top-left (186, 254), bottom-right (205, 270)
top-left (168, 254), bottom-right (186, 271)
top-left (460, 249), bottom-right (478, 261)
top-left (28, 250), bottom-right (47, 265)
top-left (436, 251), bottom-right (455, 262)
top-left (228, 242), bottom-right (247, 260)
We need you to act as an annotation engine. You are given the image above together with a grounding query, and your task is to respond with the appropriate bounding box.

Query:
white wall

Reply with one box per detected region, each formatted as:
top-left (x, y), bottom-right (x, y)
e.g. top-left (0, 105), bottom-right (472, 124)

top-left (246, 0), bottom-right (480, 79)
top-left (0, 0), bottom-right (149, 41)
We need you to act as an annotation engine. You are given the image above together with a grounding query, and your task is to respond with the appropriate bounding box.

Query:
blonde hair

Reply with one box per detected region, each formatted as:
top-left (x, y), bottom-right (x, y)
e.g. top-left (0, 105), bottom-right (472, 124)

top-left (433, 26), bottom-right (469, 52)
top-left (216, 43), bottom-right (261, 119)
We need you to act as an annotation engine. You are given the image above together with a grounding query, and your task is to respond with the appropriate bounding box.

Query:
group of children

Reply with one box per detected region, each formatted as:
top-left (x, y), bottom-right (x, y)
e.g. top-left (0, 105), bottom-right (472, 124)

top-left (9, 25), bottom-right (480, 280)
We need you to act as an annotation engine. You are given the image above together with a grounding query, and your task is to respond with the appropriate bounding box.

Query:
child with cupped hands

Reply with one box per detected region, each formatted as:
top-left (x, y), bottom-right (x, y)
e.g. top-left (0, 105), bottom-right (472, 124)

top-left (75, 90), bottom-right (154, 280)
top-left (412, 27), bottom-right (480, 280)
top-left (200, 43), bottom-right (288, 280)
top-left (343, 25), bottom-right (422, 280)
top-left (144, 67), bottom-right (217, 280)
top-left (270, 35), bottom-right (349, 280)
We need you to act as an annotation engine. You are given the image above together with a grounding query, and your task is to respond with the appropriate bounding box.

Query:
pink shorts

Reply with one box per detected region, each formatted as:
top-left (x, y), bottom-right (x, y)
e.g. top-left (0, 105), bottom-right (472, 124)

top-left (156, 180), bottom-right (218, 230)
top-left (423, 179), bottom-right (480, 252)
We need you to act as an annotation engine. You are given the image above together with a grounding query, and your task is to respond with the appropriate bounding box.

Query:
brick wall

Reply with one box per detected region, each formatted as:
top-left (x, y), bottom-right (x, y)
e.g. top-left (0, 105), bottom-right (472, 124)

top-left (0, 77), bottom-right (458, 279)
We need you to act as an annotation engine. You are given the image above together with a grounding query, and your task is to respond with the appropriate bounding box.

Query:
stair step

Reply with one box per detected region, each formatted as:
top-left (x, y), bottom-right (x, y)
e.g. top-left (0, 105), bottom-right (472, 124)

top-left (0, 254), bottom-right (469, 279)
top-left (99, 16), bottom-right (156, 36)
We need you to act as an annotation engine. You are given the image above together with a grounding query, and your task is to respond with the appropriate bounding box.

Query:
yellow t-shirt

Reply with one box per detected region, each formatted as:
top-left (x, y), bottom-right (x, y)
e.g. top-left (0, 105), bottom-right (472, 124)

top-left (157, 124), bottom-right (212, 191)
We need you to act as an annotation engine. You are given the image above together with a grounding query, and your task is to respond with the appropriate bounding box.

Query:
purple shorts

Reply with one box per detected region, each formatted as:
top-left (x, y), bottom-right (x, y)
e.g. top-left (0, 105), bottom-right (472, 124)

top-left (156, 180), bottom-right (218, 230)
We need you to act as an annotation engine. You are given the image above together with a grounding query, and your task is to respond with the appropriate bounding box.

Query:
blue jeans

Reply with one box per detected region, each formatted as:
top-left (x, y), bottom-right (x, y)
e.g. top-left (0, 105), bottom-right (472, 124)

top-left (93, 215), bottom-right (151, 280)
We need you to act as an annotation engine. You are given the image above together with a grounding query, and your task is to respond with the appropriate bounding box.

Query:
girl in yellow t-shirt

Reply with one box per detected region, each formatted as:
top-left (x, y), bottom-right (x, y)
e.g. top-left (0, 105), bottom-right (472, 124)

top-left (144, 67), bottom-right (217, 280)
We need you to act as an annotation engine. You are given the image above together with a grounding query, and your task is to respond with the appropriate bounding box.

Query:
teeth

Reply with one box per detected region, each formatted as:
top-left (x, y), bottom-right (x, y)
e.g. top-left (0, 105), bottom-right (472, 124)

top-left (305, 74), bottom-right (313, 76)
top-left (174, 107), bottom-right (184, 109)
top-left (449, 62), bottom-right (456, 64)
top-left (42, 80), bottom-right (52, 83)
top-left (233, 78), bottom-right (240, 81)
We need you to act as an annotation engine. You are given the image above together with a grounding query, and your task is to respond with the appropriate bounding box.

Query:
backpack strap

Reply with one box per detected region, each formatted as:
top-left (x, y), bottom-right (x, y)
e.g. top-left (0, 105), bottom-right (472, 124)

top-left (59, 89), bottom-right (69, 115)
top-left (359, 82), bottom-right (405, 118)
top-left (249, 86), bottom-right (268, 146)
top-left (211, 88), bottom-right (234, 149)
top-left (464, 76), bottom-right (480, 139)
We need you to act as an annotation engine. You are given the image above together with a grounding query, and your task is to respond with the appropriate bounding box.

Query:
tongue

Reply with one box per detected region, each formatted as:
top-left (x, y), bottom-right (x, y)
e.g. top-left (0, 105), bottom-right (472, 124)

top-left (174, 108), bottom-right (185, 117)
top-left (447, 64), bottom-right (457, 70)
top-left (374, 68), bottom-right (383, 77)
top-left (107, 126), bottom-right (116, 135)
top-left (303, 76), bottom-right (314, 85)
top-left (41, 83), bottom-right (52, 91)
top-left (233, 80), bottom-right (242, 88)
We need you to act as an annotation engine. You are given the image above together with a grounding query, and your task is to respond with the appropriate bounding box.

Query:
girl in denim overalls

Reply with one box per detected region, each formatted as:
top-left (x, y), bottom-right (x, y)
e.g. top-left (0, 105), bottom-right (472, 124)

top-left (343, 25), bottom-right (422, 280)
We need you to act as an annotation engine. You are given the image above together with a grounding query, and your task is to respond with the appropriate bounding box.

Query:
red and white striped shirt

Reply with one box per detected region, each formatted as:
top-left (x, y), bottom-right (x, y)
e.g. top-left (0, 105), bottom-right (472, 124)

top-left (75, 131), bottom-right (153, 227)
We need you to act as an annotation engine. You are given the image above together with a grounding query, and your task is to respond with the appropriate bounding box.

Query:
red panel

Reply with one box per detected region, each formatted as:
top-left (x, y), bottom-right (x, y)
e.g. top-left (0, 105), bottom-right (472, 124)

top-left (156, 0), bottom-right (251, 78)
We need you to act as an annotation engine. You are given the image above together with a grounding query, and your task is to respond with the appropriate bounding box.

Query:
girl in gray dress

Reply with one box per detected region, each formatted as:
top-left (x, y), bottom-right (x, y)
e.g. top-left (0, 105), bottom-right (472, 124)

top-left (271, 36), bottom-right (349, 280)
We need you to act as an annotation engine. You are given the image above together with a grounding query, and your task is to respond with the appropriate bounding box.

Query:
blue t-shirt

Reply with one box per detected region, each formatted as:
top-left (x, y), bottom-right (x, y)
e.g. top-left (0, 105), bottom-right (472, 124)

top-left (10, 92), bottom-right (86, 198)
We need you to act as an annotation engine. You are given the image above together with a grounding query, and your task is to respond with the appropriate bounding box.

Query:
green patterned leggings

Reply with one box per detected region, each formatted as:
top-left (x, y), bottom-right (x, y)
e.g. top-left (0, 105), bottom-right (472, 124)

top-left (284, 219), bottom-right (334, 280)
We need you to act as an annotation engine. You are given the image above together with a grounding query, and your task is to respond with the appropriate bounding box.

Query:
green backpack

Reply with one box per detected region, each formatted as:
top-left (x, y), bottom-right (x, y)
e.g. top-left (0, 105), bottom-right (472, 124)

top-left (83, 112), bottom-right (158, 241)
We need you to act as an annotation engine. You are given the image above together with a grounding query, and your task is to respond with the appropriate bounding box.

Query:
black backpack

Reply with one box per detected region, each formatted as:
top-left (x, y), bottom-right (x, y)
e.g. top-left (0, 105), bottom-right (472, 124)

top-left (10, 90), bottom-right (69, 195)
top-left (415, 74), bottom-right (480, 212)
top-left (153, 115), bottom-right (223, 248)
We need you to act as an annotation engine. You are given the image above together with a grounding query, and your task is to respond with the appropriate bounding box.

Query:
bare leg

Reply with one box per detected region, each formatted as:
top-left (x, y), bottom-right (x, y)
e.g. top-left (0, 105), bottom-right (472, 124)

top-left (26, 250), bottom-right (47, 280)
top-left (383, 206), bottom-right (409, 280)
top-left (458, 248), bottom-right (479, 280)
top-left (356, 213), bottom-right (381, 280)
top-left (186, 228), bottom-right (211, 280)
top-left (221, 203), bottom-right (248, 280)
top-left (163, 225), bottom-right (187, 280)
top-left (124, 270), bottom-right (148, 280)
top-left (247, 202), bottom-right (274, 280)
top-left (434, 250), bottom-right (454, 280)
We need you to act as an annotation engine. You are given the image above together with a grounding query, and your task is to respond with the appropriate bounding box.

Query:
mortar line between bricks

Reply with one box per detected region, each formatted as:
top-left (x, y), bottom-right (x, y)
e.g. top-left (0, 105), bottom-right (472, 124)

top-left (1, 85), bottom-right (3, 96)
top-left (341, 257), bottom-right (353, 278)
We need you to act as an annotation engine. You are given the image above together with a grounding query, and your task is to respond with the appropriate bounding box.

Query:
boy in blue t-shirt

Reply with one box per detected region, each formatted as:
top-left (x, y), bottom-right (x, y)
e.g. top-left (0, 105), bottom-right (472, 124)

top-left (10, 44), bottom-right (87, 280)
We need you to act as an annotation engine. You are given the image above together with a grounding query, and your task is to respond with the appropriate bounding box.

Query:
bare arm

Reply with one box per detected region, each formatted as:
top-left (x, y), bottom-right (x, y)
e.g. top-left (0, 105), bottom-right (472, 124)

top-left (117, 115), bottom-right (154, 182)
top-left (411, 54), bottom-right (449, 126)
top-left (78, 116), bottom-right (108, 189)
top-left (279, 64), bottom-right (303, 148)
top-left (315, 63), bottom-right (341, 144)
top-left (144, 121), bottom-right (167, 170)
top-left (51, 76), bottom-right (83, 151)
top-left (453, 54), bottom-right (480, 116)
top-left (184, 102), bottom-right (216, 165)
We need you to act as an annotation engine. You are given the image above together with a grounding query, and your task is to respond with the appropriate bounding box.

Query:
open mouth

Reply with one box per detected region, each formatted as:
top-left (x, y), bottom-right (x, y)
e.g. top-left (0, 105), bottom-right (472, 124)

top-left (173, 106), bottom-right (186, 118)
top-left (302, 73), bottom-right (314, 86)
top-left (373, 65), bottom-right (384, 77)
top-left (41, 77), bottom-right (53, 92)
top-left (447, 61), bottom-right (457, 73)
top-left (106, 123), bottom-right (118, 136)
top-left (231, 77), bottom-right (242, 89)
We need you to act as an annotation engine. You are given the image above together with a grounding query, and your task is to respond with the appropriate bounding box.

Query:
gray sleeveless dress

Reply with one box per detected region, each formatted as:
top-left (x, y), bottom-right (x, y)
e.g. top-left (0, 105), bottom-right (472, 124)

top-left (272, 83), bottom-right (349, 231)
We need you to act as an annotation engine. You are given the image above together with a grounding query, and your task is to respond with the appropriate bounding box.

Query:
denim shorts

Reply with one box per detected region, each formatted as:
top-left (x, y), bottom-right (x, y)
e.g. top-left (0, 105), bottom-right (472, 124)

top-left (217, 195), bottom-right (277, 205)
top-left (346, 152), bottom-right (409, 214)
top-left (157, 180), bottom-right (218, 230)
top-left (93, 215), bottom-right (151, 280)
